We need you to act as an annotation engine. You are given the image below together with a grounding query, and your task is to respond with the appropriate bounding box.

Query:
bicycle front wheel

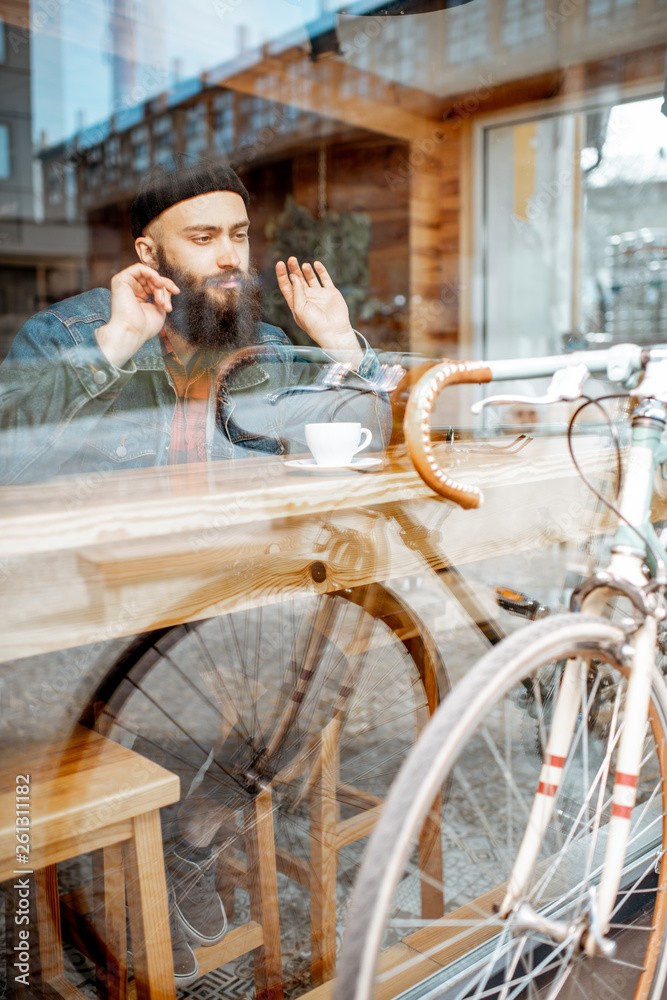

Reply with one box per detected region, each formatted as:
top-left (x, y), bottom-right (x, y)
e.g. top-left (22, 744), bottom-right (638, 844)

top-left (337, 613), bottom-right (667, 1000)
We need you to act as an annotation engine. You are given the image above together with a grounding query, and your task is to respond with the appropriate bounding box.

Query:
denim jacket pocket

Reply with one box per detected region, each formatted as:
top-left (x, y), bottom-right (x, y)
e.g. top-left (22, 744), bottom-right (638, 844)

top-left (83, 410), bottom-right (163, 465)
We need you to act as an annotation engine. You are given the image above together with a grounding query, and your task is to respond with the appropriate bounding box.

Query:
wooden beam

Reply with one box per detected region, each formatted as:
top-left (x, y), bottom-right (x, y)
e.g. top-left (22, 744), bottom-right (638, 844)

top-left (0, 0), bottom-right (28, 27)
top-left (458, 118), bottom-right (474, 361)
top-left (409, 139), bottom-right (460, 355)
top-left (192, 922), bottom-right (264, 977)
top-left (216, 48), bottom-right (444, 143)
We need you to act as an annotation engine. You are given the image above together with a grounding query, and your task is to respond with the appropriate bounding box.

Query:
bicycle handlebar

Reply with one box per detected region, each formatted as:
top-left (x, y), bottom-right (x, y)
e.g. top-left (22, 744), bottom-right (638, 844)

top-left (404, 360), bottom-right (493, 510)
top-left (218, 342), bottom-right (663, 511)
top-left (402, 343), bottom-right (659, 509)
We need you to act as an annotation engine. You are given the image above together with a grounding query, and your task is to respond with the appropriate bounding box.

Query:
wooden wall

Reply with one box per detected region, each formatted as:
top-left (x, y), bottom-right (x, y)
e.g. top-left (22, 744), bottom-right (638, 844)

top-left (408, 130), bottom-right (462, 358)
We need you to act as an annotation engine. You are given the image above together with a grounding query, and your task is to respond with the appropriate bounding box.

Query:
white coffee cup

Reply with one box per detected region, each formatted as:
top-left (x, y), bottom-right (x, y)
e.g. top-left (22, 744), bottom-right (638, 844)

top-left (305, 422), bottom-right (373, 466)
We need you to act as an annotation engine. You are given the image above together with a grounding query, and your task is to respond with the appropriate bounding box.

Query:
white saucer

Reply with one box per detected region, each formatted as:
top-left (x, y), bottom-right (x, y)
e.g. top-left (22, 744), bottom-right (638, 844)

top-left (284, 457), bottom-right (383, 472)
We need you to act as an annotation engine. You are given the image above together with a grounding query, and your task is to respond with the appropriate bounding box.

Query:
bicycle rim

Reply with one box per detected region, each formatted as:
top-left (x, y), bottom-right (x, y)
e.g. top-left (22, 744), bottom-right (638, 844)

top-left (336, 613), bottom-right (667, 1000)
top-left (79, 585), bottom-right (446, 997)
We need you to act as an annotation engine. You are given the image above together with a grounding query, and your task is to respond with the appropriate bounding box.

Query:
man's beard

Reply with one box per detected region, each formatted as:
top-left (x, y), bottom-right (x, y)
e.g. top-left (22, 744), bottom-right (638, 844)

top-left (155, 248), bottom-right (263, 353)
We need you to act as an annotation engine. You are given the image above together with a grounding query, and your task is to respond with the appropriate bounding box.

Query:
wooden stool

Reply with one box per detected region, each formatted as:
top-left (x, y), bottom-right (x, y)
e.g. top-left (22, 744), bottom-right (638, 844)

top-left (0, 725), bottom-right (180, 1000)
top-left (307, 719), bottom-right (443, 986)
top-left (184, 785), bottom-right (284, 1000)
top-left (67, 759), bottom-right (285, 1000)
top-left (55, 764), bottom-right (284, 1000)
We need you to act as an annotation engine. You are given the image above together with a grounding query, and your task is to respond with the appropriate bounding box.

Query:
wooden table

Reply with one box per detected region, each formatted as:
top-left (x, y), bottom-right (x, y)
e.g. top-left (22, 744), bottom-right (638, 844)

top-left (0, 436), bottom-right (654, 663)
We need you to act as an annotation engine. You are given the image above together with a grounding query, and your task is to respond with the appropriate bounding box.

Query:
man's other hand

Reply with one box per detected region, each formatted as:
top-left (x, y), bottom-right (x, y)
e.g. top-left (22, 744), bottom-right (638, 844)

top-left (96, 264), bottom-right (180, 369)
top-left (276, 257), bottom-right (363, 369)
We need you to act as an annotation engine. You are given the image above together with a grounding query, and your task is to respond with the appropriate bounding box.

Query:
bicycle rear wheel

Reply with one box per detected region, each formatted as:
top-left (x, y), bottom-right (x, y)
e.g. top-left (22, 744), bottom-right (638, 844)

top-left (79, 583), bottom-right (447, 996)
top-left (336, 613), bottom-right (667, 1000)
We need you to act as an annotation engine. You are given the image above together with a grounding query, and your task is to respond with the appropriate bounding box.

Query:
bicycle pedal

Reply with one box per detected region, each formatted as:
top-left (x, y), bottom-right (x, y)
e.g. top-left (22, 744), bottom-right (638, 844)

top-left (495, 586), bottom-right (549, 620)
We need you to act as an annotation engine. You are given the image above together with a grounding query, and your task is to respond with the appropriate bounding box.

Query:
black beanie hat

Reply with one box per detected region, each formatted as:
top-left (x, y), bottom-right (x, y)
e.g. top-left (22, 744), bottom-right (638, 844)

top-left (130, 160), bottom-right (250, 239)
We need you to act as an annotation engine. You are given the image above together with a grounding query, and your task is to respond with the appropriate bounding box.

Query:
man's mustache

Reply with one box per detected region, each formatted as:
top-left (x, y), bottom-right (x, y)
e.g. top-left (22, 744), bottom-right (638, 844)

top-left (201, 270), bottom-right (246, 290)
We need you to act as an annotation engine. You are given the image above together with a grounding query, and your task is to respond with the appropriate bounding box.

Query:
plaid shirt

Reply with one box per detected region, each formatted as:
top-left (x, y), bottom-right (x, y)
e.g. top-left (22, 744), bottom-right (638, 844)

top-left (160, 330), bottom-right (218, 465)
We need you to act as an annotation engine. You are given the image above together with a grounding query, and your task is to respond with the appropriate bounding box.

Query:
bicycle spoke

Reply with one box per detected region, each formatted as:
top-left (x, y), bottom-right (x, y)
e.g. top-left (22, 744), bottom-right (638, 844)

top-left (479, 724), bottom-right (532, 821)
top-left (110, 670), bottom-right (253, 790)
top-left (582, 679), bottom-right (622, 888)
top-left (97, 711), bottom-right (244, 793)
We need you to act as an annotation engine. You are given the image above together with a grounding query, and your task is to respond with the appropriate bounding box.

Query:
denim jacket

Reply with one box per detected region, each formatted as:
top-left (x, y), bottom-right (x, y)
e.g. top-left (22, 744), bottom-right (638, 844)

top-left (0, 288), bottom-right (390, 484)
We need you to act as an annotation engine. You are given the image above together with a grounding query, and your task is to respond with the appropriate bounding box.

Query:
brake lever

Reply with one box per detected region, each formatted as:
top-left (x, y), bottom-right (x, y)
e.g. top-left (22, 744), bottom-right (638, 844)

top-left (266, 362), bottom-right (407, 405)
top-left (470, 363), bottom-right (590, 415)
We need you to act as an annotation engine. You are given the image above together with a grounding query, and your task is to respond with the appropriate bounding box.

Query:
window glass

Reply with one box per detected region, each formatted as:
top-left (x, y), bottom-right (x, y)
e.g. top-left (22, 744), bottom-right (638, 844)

top-left (2, 10), bottom-right (667, 996)
top-left (0, 0), bottom-right (665, 475)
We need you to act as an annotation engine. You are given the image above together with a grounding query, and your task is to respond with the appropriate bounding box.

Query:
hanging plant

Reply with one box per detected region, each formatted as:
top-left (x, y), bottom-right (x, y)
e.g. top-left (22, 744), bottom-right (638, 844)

top-left (264, 195), bottom-right (372, 341)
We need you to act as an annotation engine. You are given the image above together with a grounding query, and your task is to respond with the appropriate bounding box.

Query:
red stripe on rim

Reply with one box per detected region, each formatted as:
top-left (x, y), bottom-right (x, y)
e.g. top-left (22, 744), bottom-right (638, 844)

top-left (612, 804), bottom-right (633, 819)
top-left (545, 754), bottom-right (567, 768)
top-left (537, 782), bottom-right (558, 797)
top-left (615, 772), bottom-right (638, 788)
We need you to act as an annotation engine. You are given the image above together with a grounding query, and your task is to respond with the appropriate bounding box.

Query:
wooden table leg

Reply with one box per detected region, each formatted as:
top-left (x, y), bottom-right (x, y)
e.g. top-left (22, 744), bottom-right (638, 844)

top-left (310, 719), bottom-right (339, 987)
top-left (123, 811), bottom-right (176, 1000)
top-left (34, 866), bottom-right (64, 984)
top-left (245, 787), bottom-right (284, 1000)
top-left (34, 867), bottom-right (89, 1000)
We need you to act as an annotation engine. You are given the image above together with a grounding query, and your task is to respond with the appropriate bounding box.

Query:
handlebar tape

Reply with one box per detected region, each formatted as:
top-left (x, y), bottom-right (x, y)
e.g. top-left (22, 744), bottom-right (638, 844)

top-left (404, 360), bottom-right (493, 509)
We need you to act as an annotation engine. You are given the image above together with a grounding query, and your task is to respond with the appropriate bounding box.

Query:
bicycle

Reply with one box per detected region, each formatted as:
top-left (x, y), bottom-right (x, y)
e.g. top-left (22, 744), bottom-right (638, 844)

top-left (336, 343), bottom-right (667, 1000)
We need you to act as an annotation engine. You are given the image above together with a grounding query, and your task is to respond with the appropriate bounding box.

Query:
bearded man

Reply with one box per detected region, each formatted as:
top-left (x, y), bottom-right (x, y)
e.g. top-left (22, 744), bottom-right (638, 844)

top-left (0, 162), bottom-right (389, 483)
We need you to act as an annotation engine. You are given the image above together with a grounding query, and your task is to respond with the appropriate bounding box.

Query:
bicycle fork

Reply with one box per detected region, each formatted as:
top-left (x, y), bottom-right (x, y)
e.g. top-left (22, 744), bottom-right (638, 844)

top-left (499, 614), bottom-right (657, 956)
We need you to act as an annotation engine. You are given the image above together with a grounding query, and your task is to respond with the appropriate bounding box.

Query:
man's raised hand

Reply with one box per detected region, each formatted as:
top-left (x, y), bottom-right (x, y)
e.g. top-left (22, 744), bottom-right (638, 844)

top-left (96, 264), bottom-right (180, 370)
top-left (275, 257), bottom-right (362, 366)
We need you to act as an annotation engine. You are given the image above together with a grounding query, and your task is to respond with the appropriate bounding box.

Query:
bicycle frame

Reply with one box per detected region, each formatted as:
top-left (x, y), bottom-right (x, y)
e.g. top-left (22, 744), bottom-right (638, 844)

top-left (479, 351), bottom-right (667, 955)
